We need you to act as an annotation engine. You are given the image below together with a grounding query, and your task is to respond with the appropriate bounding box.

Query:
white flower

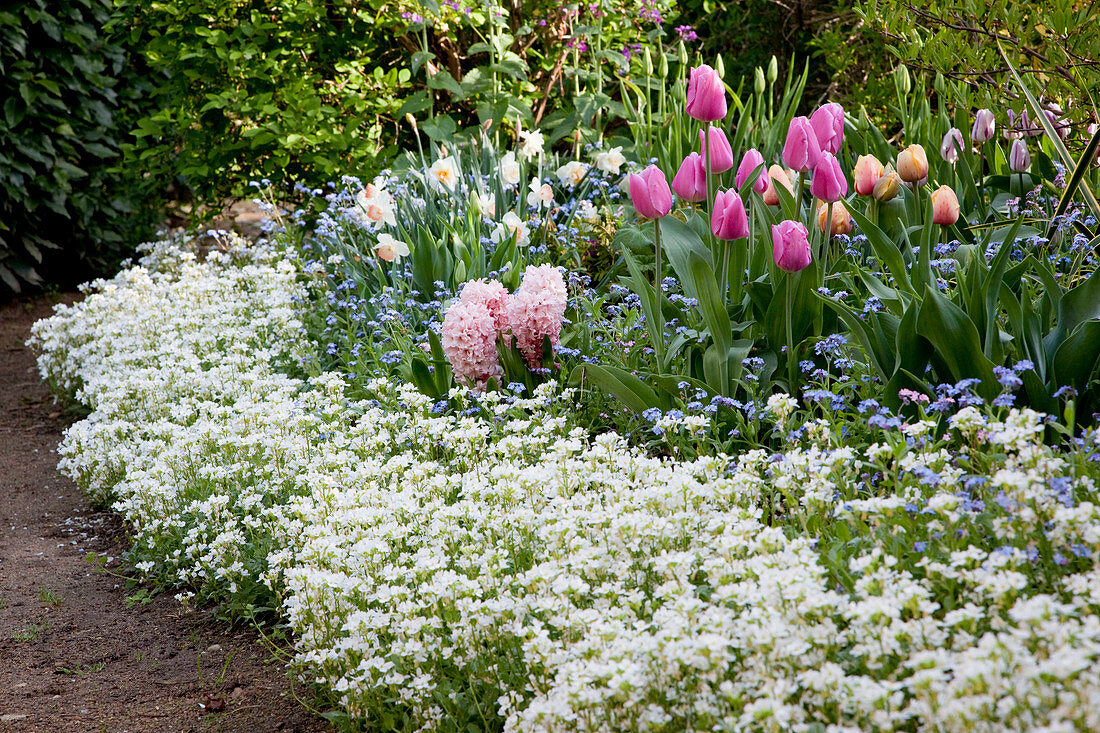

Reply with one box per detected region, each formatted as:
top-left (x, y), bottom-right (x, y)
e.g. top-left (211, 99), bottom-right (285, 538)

top-left (355, 184), bottom-right (397, 228)
top-left (594, 145), bottom-right (625, 174)
top-left (471, 191), bottom-right (496, 219)
top-left (575, 200), bottom-right (599, 224)
top-left (767, 393), bottom-right (797, 424)
top-left (499, 151), bottom-right (521, 187)
top-left (518, 129), bottom-right (544, 158)
top-left (427, 156), bottom-right (460, 192)
top-left (527, 178), bottom-right (554, 208)
top-left (555, 160), bottom-right (589, 187)
top-left (491, 211), bottom-right (530, 247)
top-left (375, 233), bottom-right (410, 262)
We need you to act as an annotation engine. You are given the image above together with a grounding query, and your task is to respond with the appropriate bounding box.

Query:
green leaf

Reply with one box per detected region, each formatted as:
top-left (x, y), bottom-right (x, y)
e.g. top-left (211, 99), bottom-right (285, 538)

top-left (915, 285), bottom-right (998, 398)
top-left (848, 206), bottom-right (912, 293)
top-left (1044, 266), bottom-right (1100, 357)
top-left (568, 364), bottom-right (659, 414)
top-left (1052, 321), bottom-right (1100, 392)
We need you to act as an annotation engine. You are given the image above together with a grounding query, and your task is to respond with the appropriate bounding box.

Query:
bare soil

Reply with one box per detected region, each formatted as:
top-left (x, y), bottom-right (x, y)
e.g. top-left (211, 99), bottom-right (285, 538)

top-left (0, 296), bottom-right (331, 733)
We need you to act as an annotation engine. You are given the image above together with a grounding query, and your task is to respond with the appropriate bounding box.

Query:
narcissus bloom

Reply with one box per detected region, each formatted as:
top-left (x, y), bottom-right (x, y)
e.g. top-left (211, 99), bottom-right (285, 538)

top-left (593, 146), bottom-right (625, 174)
top-left (428, 156), bottom-right (460, 191)
top-left (375, 233), bottom-right (410, 262)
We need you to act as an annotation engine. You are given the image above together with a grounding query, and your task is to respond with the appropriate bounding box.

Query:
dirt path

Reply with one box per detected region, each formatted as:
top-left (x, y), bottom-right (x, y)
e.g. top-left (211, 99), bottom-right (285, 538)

top-left (0, 297), bottom-right (330, 733)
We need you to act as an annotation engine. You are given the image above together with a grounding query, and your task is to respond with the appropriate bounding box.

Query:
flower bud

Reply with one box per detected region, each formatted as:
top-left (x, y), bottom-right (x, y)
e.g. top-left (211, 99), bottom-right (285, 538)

top-left (853, 154), bottom-right (884, 196)
top-left (754, 67), bottom-right (766, 95)
top-left (810, 102), bottom-right (845, 155)
top-left (699, 126), bottom-right (734, 173)
top-left (971, 109), bottom-right (995, 144)
top-left (686, 64), bottom-right (727, 122)
top-left (762, 164), bottom-right (794, 206)
top-left (782, 116), bottom-right (821, 172)
top-left (772, 220), bottom-right (812, 273)
top-left (1009, 138), bottom-right (1030, 172)
top-left (767, 55), bottom-right (778, 84)
top-left (816, 200), bottom-right (854, 237)
top-left (940, 127), bottom-right (965, 163)
top-left (896, 144), bottom-right (928, 183)
top-left (930, 185), bottom-right (960, 226)
top-left (628, 165), bottom-right (673, 219)
top-left (672, 152), bottom-right (707, 203)
top-left (711, 189), bottom-right (749, 240)
top-left (894, 64), bottom-right (911, 95)
top-left (735, 149), bottom-right (768, 194)
top-left (809, 151), bottom-right (847, 203)
top-left (873, 168), bottom-right (900, 202)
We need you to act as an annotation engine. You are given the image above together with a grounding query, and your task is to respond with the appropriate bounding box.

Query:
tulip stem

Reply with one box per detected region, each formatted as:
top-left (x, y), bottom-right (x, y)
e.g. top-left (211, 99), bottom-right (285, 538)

top-left (654, 217), bottom-right (664, 375)
top-left (795, 171), bottom-right (804, 216)
top-left (785, 274), bottom-right (796, 395)
top-left (824, 200), bottom-right (834, 276)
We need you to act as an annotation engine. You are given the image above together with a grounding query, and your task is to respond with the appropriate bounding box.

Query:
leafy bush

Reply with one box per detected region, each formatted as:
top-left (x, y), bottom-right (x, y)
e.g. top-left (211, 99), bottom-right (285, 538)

top-left (0, 0), bottom-right (163, 296)
top-left (112, 0), bottom-right (674, 207)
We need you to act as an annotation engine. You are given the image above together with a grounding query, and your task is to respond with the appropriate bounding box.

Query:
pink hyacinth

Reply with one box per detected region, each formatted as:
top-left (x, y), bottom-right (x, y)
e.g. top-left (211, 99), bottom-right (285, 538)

top-left (459, 278), bottom-right (510, 332)
top-left (504, 264), bottom-right (567, 368)
top-left (441, 299), bottom-right (502, 388)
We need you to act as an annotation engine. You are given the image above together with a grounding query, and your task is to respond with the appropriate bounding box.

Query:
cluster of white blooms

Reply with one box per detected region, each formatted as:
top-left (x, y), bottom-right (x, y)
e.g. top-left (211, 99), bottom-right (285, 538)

top-left (30, 235), bottom-right (1100, 731)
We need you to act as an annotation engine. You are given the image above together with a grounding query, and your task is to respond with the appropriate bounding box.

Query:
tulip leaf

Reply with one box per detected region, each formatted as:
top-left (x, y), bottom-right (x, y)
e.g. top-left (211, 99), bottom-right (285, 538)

top-left (1049, 126), bottom-right (1100, 238)
top-left (1044, 266), bottom-right (1100, 357)
top-left (982, 218), bottom-right (1021, 359)
top-left (661, 215), bottom-right (713, 304)
top-left (848, 206), bottom-right (912, 293)
top-left (915, 285), bottom-right (998, 398)
top-left (1052, 320), bottom-right (1100, 392)
top-left (817, 292), bottom-right (890, 380)
top-left (568, 363), bottom-right (659, 414)
top-left (622, 247), bottom-right (667, 369)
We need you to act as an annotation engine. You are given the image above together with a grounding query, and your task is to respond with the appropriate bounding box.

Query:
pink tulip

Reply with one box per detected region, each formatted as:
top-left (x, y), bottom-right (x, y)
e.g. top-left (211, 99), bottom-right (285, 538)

top-left (711, 189), bottom-right (749, 240)
top-left (852, 154), bottom-right (884, 196)
top-left (686, 64), bottom-right (727, 122)
top-left (672, 152), bottom-right (707, 203)
top-left (940, 127), bottom-right (965, 163)
top-left (810, 102), bottom-right (845, 154)
top-left (772, 220), bottom-right (811, 273)
top-left (930, 185), bottom-right (960, 226)
top-left (628, 165), bottom-right (674, 219)
top-left (809, 151), bottom-right (847, 203)
top-left (972, 109), bottom-right (996, 144)
top-left (699, 126), bottom-right (734, 173)
top-left (782, 116), bottom-right (821, 172)
top-left (735, 149), bottom-right (768, 194)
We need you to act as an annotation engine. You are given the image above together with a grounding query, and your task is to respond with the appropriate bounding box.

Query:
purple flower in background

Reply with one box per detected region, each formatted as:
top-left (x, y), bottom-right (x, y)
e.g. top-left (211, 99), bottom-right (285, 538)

top-left (675, 25), bottom-right (698, 42)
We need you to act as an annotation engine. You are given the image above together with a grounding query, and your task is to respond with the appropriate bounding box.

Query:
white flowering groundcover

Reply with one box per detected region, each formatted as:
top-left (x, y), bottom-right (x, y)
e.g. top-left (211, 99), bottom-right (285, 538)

top-left (30, 236), bottom-right (1100, 732)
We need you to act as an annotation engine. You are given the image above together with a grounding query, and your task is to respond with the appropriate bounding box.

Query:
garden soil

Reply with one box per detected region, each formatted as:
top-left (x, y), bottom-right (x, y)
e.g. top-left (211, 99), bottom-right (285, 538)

top-left (0, 296), bottom-right (331, 733)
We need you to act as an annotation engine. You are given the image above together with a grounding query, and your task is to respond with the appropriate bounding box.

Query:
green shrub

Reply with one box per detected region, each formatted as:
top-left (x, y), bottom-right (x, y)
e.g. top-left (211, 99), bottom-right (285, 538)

top-left (112, 0), bottom-right (675, 207)
top-left (0, 0), bottom-right (163, 296)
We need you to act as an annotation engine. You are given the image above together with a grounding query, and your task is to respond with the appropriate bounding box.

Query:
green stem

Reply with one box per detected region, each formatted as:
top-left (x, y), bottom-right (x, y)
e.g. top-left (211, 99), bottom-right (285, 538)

top-left (823, 200), bottom-right (834, 276)
top-left (654, 217), bottom-right (664, 375)
top-left (796, 171), bottom-right (804, 217)
top-left (785, 274), bottom-right (796, 395)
